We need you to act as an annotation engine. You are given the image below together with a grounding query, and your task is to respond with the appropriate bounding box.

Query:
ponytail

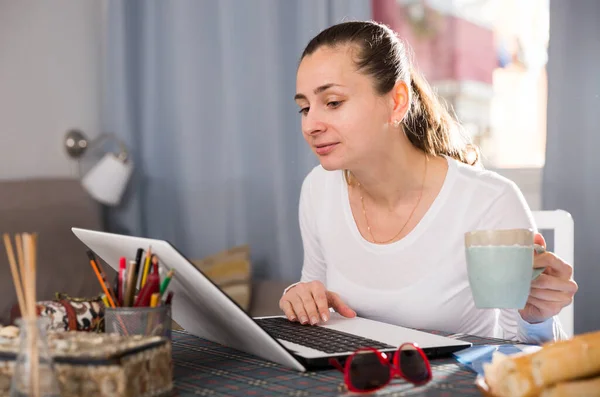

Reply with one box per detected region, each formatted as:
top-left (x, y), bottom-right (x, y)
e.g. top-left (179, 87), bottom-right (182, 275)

top-left (403, 69), bottom-right (479, 166)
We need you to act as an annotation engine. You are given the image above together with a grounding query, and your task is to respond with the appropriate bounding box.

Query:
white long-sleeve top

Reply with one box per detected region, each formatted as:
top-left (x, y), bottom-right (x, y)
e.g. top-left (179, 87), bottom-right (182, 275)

top-left (295, 156), bottom-right (565, 344)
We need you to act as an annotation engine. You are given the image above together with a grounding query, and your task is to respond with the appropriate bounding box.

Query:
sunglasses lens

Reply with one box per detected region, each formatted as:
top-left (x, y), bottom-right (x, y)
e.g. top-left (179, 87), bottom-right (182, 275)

top-left (348, 351), bottom-right (391, 391)
top-left (398, 344), bottom-right (430, 383)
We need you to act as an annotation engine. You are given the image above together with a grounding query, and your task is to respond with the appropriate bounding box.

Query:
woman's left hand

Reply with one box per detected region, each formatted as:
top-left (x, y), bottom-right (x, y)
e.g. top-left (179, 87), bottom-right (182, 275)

top-left (519, 233), bottom-right (578, 324)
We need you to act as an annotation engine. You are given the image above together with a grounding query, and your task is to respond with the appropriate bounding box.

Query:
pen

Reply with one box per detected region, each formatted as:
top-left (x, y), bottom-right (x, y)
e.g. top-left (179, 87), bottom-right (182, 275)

top-left (112, 273), bottom-right (119, 304)
top-left (140, 247), bottom-right (152, 288)
top-left (87, 251), bottom-right (116, 308)
top-left (118, 257), bottom-right (126, 306)
top-left (89, 251), bottom-right (119, 307)
top-left (159, 269), bottom-right (174, 296)
top-left (134, 258), bottom-right (160, 307)
top-left (133, 248), bottom-right (144, 288)
top-left (165, 291), bottom-right (174, 306)
top-left (150, 293), bottom-right (160, 308)
top-left (124, 260), bottom-right (138, 307)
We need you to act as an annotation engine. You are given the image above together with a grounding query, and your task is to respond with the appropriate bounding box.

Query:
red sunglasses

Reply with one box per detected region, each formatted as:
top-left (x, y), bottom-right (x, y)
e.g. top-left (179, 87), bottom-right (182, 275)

top-left (329, 343), bottom-right (432, 393)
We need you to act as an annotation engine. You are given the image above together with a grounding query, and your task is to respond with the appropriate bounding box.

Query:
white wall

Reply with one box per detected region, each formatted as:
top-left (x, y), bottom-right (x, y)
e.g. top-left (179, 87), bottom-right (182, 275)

top-left (0, 0), bottom-right (104, 180)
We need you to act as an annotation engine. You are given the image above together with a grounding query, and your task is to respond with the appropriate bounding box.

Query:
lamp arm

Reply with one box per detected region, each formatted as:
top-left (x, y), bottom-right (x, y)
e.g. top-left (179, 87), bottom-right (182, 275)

top-left (89, 133), bottom-right (130, 161)
top-left (64, 129), bottom-right (130, 162)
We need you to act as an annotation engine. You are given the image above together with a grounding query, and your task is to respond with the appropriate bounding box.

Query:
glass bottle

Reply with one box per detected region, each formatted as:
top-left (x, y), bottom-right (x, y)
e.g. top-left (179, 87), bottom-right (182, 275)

top-left (10, 317), bottom-right (61, 397)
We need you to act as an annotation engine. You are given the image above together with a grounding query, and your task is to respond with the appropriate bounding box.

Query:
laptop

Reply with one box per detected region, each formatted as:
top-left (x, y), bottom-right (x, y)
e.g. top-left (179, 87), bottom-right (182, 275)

top-left (72, 227), bottom-right (471, 372)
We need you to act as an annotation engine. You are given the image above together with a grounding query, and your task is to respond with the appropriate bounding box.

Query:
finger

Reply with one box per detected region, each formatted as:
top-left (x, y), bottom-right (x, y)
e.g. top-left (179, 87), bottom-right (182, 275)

top-left (525, 295), bottom-right (563, 317)
top-left (528, 287), bottom-right (574, 304)
top-left (279, 299), bottom-right (297, 322)
top-left (534, 253), bottom-right (574, 280)
top-left (299, 292), bottom-right (321, 325)
top-left (532, 273), bottom-right (578, 293)
top-left (327, 292), bottom-right (356, 318)
top-left (289, 294), bottom-right (310, 324)
top-left (311, 288), bottom-right (330, 322)
top-left (534, 233), bottom-right (547, 250)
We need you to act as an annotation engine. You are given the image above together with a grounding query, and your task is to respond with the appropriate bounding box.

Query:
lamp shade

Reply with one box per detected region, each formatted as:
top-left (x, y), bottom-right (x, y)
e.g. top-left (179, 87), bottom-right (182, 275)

top-left (81, 153), bottom-right (133, 206)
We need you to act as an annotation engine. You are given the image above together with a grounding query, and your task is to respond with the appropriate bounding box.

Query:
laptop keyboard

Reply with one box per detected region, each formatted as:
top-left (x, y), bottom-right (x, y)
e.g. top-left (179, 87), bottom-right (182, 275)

top-left (255, 317), bottom-right (395, 354)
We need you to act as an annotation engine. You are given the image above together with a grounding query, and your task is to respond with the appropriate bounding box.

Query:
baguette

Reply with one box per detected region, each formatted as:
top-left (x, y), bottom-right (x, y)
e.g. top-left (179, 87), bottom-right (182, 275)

top-left (540, 375), bottom-right (600, 397)
top-left (483, 330), bottom-right (600, 397)
top-left (483, 350), bottom-right (537, 397)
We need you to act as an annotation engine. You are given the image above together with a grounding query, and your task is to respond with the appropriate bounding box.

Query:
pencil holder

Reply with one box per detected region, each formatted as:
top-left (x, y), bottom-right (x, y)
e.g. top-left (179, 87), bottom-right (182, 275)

top-left (104, 306), bottom-right (172, 339)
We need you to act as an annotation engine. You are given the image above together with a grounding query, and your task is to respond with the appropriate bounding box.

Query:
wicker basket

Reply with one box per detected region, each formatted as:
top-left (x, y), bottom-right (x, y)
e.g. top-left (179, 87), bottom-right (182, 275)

top-left (0, 331), bottom-right (172, 397)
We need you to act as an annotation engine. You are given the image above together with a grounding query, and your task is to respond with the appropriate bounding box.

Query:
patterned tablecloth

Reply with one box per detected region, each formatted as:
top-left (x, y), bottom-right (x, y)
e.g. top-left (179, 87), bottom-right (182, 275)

top-left (170, 329), bottom-right (515, 397)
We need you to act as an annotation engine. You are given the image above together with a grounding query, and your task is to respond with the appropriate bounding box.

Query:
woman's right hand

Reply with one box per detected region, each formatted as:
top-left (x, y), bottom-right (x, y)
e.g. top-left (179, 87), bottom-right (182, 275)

top-left (278, 281), bottom-right (356, 325)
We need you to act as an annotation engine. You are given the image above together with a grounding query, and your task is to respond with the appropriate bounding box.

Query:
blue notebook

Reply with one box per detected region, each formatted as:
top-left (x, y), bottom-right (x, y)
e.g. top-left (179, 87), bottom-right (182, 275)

top-left (453, 344), bottom-right (541, 376)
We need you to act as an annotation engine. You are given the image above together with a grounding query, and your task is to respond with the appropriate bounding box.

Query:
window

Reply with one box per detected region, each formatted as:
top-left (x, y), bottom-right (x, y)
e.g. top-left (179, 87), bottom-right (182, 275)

top-left (380, 0), bottom-right (550, 168)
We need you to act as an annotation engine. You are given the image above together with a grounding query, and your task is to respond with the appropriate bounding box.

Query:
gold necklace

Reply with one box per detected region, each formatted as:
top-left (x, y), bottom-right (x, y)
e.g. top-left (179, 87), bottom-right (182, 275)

top-left (358, 156), bottom-right (428, 244)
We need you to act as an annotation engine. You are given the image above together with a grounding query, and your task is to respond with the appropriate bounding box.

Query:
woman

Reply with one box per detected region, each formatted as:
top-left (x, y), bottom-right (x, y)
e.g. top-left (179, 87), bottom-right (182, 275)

top-left (279, 21), bottom-right (577, 343)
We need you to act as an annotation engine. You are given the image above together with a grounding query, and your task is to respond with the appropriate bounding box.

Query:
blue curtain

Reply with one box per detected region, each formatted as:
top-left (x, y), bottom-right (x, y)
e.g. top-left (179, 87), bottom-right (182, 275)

top-left (101, 0), bottom-right (372, 281)
top-left (543, 0), bottom-right (600, 333)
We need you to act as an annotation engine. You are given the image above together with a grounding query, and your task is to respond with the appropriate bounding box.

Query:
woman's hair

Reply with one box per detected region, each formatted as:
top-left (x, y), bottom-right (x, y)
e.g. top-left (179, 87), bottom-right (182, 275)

top-left (300, 20), bottom-right (479, 168)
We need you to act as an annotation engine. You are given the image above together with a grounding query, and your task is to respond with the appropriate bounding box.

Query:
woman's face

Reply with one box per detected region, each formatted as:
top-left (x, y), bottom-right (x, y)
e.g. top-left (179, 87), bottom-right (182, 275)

top-left (295, 45), bottom-right (397, 171)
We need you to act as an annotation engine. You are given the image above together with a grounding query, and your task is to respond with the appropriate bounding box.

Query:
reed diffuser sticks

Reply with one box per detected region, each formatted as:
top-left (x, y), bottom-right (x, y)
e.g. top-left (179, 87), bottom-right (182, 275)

top-left (3, 232), bottom-right (40, 397)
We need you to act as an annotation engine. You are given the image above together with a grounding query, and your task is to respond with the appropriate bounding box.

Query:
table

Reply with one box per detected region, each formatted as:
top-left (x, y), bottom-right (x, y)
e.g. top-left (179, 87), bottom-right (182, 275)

top-left (170, 330), bottom-right (514, 396)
